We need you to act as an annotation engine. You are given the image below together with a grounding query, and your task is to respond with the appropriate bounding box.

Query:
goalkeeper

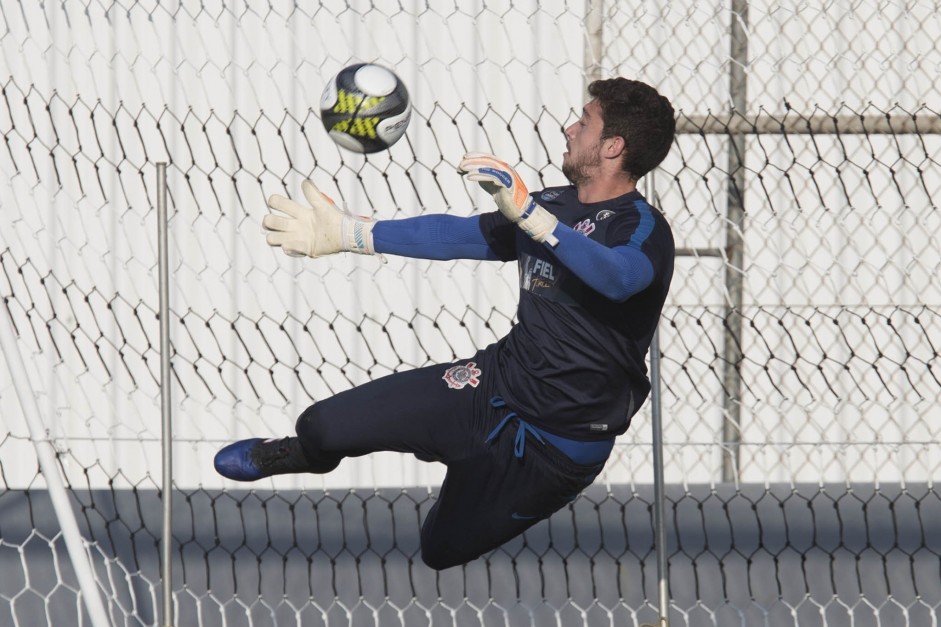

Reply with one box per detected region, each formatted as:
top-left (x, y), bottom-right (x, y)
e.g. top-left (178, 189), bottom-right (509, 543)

top-left (215, 77), bottom-right (676, 570)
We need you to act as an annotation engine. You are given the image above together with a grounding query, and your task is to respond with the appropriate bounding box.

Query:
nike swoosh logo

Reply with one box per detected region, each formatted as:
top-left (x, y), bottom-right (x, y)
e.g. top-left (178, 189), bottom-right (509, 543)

top-left (511, 512), bottom-right (539, 520)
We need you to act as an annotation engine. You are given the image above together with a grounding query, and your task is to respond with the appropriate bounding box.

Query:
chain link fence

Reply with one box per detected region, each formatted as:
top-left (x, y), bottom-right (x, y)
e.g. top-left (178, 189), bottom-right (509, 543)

top-left (1, 1), bottom-right (939, 626)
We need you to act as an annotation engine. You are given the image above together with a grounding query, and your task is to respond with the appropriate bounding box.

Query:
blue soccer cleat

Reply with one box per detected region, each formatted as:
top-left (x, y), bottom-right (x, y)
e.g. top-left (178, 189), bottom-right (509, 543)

top-left (214, 437), bottom-right (312, 481)
top-left (214, 438), bottom-right (267, 481)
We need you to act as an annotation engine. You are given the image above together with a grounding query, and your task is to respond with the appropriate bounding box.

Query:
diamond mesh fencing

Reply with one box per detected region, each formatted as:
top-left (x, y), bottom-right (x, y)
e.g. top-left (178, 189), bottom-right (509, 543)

top-left (0, 1), bottom-right (939, 626)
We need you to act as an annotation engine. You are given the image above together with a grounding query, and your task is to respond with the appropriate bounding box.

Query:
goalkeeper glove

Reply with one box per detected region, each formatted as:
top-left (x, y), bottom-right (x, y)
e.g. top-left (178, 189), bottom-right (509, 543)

top-left (263, 180), bottom-right (375, 258)
top-left (458, 152), bottom-right (559, 246)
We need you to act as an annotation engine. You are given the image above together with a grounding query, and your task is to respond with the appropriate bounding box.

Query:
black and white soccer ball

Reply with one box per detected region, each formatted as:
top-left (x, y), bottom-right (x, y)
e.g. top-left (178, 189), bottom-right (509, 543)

top-left (320, 63), bottom-right (411, 154)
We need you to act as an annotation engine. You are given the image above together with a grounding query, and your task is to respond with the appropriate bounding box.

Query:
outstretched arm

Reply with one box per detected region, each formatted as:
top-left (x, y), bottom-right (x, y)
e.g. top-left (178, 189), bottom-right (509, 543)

top-left (263, 180), bottom-right (499, 261)
top-left (372, 215), bottom-right (500, 261)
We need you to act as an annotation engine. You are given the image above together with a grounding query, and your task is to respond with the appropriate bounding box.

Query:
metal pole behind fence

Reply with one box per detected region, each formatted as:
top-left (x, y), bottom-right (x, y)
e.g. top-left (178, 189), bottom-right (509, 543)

top-left (649, 326), bottom-right (670, 627)
top-left (157, 162), bottom-right (174, 627)
top-left (721, 0), bottom-right (750, 483)
top-left (646, 175), bottom-right (670, 627)
top-left (583, 0), bottom-right (604, 96)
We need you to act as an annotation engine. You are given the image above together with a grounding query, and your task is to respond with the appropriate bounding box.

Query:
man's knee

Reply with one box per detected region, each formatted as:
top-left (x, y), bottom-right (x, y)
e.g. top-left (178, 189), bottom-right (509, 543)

top-left (420, 529), bottom-right (469, 571)
top-left (420, 514), bottom-right (492, 570)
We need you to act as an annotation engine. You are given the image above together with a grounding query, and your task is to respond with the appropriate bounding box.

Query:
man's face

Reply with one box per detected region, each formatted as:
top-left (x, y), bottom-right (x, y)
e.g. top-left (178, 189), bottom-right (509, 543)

top-left (562, 99), bottom-right (606, 186)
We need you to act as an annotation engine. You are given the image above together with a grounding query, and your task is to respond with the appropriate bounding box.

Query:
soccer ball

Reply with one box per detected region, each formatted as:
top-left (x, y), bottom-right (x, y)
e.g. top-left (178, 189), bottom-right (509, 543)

top-left (320, 63), bottom-right (411, 154)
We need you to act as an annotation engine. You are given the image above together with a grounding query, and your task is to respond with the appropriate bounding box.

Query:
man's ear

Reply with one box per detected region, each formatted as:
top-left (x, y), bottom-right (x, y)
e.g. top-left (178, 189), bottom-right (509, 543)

top-left (603, 135), bottom-right (626, 159)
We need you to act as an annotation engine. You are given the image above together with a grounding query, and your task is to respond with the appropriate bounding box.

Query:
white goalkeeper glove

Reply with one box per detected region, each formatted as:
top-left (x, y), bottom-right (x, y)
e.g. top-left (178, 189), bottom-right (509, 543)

top-left (458, 152), bottom-right (559, 246)
top-left (263, 180), bottom-right (375, 258)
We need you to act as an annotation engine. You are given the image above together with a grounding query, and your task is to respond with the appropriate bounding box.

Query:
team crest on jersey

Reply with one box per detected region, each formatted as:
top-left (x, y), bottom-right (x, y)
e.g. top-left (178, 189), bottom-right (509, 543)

top-left (541, 190), bottom-right (562, 201)
top-left (442, 362), bottom-right (482, 389)
top-left (573, 218), bottom-right (596, 236)
top-left (596, 209), bottom-right (616, 221)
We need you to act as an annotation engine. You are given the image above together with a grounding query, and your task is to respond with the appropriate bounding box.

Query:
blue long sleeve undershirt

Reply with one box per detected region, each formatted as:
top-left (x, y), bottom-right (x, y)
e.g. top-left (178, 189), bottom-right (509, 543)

top-left (373, 215), bottom-right (500, 261)
top-left (372, 214), bottom-right (654, 302)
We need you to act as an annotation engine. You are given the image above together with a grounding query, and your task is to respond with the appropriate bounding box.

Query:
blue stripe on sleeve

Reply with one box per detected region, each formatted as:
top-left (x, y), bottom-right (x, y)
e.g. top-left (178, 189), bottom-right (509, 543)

top-left (628, 200), bottom-right (656, 250)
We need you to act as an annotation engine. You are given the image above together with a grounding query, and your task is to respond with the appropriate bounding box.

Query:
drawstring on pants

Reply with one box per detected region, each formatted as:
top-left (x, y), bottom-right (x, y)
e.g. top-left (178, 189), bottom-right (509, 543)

top-left (485, 396), bottom-right (545, 458)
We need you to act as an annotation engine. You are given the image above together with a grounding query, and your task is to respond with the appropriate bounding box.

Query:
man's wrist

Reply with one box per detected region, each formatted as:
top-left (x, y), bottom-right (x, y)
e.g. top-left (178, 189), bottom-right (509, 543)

top-left (517, 203), bottom-right (559, 247)
top-left (343, 217), bottom-right (376, 255)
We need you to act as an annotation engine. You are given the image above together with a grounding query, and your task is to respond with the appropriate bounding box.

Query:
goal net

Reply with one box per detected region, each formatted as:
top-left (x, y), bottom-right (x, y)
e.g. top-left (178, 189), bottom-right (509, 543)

top-left (1, 2), bottom-right (939, 626)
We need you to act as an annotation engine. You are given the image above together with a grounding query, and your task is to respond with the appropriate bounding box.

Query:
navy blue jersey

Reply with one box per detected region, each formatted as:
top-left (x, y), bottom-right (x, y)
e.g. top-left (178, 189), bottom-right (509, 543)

top-left (478, 185), bottom-right (674, 440)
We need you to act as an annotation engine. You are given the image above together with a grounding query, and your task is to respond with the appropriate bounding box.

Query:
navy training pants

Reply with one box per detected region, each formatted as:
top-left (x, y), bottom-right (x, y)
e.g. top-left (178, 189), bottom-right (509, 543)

top-left (294, 349), bottom-right (606, 570)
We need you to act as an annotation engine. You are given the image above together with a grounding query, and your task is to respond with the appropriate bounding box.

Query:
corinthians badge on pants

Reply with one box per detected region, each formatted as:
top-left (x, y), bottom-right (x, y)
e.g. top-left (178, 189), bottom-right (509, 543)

top-left (442, 362), bottom-right (482, 390)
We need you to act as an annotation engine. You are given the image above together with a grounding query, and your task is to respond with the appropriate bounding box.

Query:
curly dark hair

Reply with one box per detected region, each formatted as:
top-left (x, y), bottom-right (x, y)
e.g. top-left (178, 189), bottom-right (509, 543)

top-left (587, 78), bottom-right (675, 180)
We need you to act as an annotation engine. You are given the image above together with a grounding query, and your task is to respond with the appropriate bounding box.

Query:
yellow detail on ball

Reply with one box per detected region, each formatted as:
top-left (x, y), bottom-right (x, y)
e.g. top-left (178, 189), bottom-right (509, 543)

top-left (331, 116), bottom-right (380, 139)
top-left (332, 90), bottom-right (385, 115)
